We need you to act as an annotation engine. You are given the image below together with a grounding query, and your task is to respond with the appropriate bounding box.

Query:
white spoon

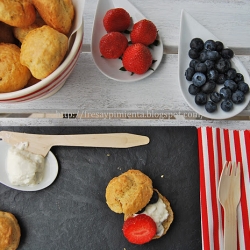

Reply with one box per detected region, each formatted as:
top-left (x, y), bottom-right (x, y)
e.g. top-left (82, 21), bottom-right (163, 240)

top-left (91, 0), bottom-right (163, 82)
top-left (178, 10), bottom-right (250, 119)
top-left (0, 141), bottom-right (58, 192)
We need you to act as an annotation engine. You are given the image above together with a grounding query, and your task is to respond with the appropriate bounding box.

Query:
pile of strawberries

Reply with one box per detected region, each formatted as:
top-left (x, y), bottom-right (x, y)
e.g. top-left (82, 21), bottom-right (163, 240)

top-left (99, 8), bottom-right (158, 75)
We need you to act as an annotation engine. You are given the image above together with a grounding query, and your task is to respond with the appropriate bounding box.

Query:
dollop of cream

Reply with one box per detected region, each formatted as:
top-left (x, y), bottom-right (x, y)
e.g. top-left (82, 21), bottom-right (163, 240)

top-left (6, 142), bottom-right (45, 186)
top-left (141, 198), bottom-right (169, 236)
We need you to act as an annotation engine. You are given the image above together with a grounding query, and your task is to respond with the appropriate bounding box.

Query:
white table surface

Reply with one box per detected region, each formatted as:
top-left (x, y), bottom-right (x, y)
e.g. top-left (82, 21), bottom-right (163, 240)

top-left (0, 0), bottom-right (250, 128)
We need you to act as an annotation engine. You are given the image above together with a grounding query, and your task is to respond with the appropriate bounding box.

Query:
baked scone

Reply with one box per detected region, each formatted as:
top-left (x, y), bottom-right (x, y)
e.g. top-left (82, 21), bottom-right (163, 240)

top-left (13, 16), bottom-right (45, 43)
top-left (0, 22), bottom-right (16, 44)
top-left (0, 0), bottom-right (36, 27)
top-left (25, 75), bottom-right (40, 88)
top-left (106, 169), bottom-right (174, 243)
top-left (152, 189), bottom-right (174, 239)
top-left (106, 169), bottom-right (153, 217)
top-left (32, 0), bottom-right (74, 35)
top-left (0, 43), bottom-right (31, 93)
top-left (0, 211), bottom-right (21, 250)
top-left (20, 25), bottom-right (68, 79)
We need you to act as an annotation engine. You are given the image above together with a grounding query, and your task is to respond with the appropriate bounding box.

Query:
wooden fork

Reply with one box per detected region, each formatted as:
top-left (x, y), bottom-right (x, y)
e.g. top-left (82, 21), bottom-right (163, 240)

top-left (218, 161), bottom-right (241, 250)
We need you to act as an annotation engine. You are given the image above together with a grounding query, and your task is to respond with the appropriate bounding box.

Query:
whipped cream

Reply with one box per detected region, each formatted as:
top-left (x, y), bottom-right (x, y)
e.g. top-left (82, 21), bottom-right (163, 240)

top-left (6, 142), bottom-right (45, 186)
top-left (141, 198), bottom-right (169, 236)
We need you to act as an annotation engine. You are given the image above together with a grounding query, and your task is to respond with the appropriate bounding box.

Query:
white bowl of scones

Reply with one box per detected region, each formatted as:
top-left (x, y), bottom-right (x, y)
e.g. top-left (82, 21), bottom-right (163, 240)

top-left (0, 0), bottom-right (83, 103)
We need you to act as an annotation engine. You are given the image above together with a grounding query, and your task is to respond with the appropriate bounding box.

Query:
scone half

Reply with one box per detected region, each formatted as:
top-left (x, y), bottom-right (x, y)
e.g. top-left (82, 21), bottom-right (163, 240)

top-left (105, 169), bottom-right (153, 216)
top-left (152, 189), bottom-right (174, 239)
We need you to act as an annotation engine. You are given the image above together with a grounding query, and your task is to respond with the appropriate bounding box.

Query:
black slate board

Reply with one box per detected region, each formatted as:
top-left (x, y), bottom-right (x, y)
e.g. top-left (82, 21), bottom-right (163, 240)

top-left (0, 126), bottom-right (201, 250)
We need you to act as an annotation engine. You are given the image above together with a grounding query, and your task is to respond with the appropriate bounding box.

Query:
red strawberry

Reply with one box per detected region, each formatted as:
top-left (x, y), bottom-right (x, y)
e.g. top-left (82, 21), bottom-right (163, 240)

top-left (99, 32), bottom-right (128, 59)
top-left (122, 43), bottom-right (153, 74)
top-left (130, 19), bottom-right (157, 46)
top-left (122, 214), bottom-right (157, 245)
top-left (103, 8), bottom-right (131, 32)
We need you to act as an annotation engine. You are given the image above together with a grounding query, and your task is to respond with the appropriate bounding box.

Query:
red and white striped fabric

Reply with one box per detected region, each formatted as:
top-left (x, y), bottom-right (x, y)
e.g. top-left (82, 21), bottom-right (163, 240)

top-left (197, 127), bottom-right (250, 250)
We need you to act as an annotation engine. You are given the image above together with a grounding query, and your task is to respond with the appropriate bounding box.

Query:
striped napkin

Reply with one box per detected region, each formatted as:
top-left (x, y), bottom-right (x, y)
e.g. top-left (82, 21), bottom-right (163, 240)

top-left (197, 127), bottom-right (250, 250)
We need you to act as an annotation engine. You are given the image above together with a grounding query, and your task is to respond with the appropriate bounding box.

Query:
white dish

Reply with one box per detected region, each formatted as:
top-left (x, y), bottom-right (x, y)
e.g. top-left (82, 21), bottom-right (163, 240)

top-left (178, 10), bottom-right (250, 119)
top-left (0, 0), bottom-right (84, 103)
top-left (0, 141), bottom-right (58, 191)
top-left (91, 0), bottom-right (163, 82)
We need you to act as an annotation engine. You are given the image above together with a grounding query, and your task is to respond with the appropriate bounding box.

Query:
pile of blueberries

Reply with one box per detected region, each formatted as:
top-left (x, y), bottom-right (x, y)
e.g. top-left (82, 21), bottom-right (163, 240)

top-left (185, 38), bottom-right (249, 113)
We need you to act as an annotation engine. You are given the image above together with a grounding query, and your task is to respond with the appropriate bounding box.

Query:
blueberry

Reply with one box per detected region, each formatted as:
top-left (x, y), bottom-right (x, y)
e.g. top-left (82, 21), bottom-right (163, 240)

top-left (217, 74), bottom-right (226, 85)
top-left (210, 92), bottom-right (222, 103)
top-left (199, 50), bottom-right (208, 62)
top-left (190, 38), bottom-right (204, 51)
top-left (201, 80), bottom-right (216, 94)
top-left (195, 62), bottom-right (207, 73)
top-left (207, 50), bottom-right (221, 61)
top-left (204, 60), bottom-right (215, 71)
top-left (207, 69), bottom-right (219, 81)
top-left (215, 41), bottom-right (224, 52)
top-left (205, 101), bottom-right (217, 113)
top-left (204, 40), bottom-right (216, 51)
top-left (189, 59), bottom-right (200, 69)
top-left (225, 68), bottom-right (237, 80)
top-left (137, 209), bottom-right (145, 214)
top-left (195, 92), bottom-right (207, 105)
top-left (238, 81), bottom-right (249, 94)
top-left (192, 72), bottom-right (206, 87)
top-left (215, 59), bottom-right (231, 73)
top-left (188, 84), bottom-right (200, 95)
top-left (220, 87), bottom-right (232, 99)
top-left (137, 190), bottom-right (159, 214)
top-left (148, 190), bottom-right (159, 204)
top-left (221, 48), bottom-right (234, 59)
top-left (232, 90), bottom-right (245, 104)
top-left (224, 79), bottom-right (237, 92)
top-left (234, 73), bottom-right (244, 83)
top-left (185, 67), bottom-right (195, 81)
top-left (221, 100), bottom-right (233, 112)
top-left (189, 49), bottom-right (200, 59)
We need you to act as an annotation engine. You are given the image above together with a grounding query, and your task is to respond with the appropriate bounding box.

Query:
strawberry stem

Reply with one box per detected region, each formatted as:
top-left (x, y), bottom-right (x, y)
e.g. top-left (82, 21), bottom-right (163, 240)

top-left (119, 67), bottom-right (127, 72)
top-left (153, 40), bottom-right (160, 46)
top-left (124, 30), bottom-right (131, 34)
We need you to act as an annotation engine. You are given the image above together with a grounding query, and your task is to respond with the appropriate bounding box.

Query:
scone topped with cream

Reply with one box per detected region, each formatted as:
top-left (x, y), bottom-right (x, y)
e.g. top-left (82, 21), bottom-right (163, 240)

top-left (105, 169), bottom-right (174, 244)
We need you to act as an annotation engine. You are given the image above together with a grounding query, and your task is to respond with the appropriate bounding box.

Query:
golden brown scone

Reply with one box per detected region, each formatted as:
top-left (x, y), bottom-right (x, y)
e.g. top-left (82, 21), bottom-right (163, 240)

top-left (32, 0), bottom-right (74, 35)
top-left (0, 43), bottom-right (31, 93)
top-left (152, 189), bottom-right (174, 239)
top-left (105, 169), bottom-right (153, 216)
top-left (13, 16), bottom-right (45, 43)
top-left (0, 22), bottom-right (16, 44)
top-left (0, 211), bottom-right (21, 250)
top-left (0, 0), bottom-right (36, 27)
top-left (25, 75), bottom-right (40, 88)
top-left (20, 25), bottom-right (68, 79)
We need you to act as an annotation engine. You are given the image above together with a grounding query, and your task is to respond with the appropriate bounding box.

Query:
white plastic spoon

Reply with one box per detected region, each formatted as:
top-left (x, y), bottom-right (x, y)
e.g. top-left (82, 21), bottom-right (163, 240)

top-left (91, 0), bottom-right (163, 82)
top-left (178, 10), bottom-right (250, 119)
top-left (0, 141), bottom-right (58, 192)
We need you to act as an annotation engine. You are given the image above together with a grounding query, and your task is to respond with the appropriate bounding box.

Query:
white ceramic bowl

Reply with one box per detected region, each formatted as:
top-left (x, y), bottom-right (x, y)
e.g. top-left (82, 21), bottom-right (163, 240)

top-left (0, 25), bottom-right (83, 103)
